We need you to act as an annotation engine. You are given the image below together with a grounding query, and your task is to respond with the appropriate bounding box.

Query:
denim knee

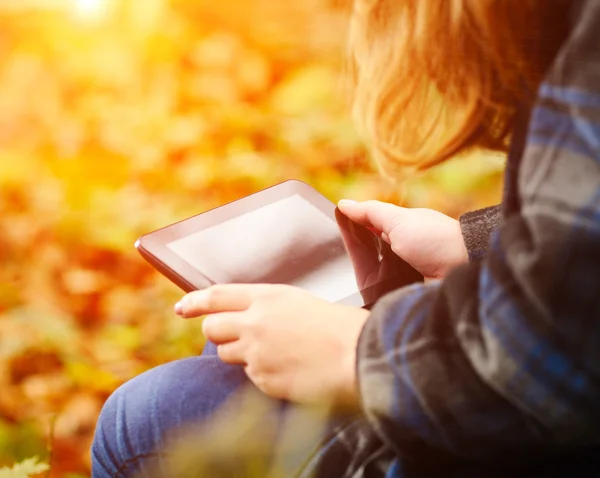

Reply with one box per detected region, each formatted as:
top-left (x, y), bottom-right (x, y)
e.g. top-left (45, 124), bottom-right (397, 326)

top-left (91, 356), bottom-right (248, 478)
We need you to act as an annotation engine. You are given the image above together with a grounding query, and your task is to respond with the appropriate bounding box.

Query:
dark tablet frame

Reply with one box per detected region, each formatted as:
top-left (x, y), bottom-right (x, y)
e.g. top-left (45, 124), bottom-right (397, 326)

top-left (135, 180), bottom-right (338, 293)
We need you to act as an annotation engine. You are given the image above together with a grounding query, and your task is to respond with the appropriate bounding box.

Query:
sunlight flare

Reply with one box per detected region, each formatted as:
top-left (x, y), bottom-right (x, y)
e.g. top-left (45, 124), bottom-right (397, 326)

top-left (73, 0), bottom-right (108, 20)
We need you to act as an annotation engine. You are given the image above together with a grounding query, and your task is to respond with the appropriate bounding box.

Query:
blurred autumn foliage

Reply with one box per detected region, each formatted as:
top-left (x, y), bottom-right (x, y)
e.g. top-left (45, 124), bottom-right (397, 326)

top-left (0, 0), bottom-right (504, 476)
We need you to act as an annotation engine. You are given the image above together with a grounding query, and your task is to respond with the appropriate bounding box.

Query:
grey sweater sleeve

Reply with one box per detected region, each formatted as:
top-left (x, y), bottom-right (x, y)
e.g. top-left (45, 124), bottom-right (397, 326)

top-left (459, 205), bottom-right (502, 261)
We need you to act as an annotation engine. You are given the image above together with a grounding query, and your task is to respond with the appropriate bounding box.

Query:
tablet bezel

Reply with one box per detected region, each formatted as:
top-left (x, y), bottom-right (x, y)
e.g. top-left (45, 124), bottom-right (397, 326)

top-left (135, 180), bottom-right (338, 292)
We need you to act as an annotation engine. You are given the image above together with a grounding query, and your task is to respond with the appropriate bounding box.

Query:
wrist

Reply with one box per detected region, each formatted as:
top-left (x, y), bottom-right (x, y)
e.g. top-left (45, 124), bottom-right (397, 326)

top-left (335, 309), bottom-right (369, 410)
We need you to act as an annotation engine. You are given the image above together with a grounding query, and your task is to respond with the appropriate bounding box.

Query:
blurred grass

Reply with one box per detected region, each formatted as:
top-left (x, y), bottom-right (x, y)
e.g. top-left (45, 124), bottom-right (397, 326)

top-left (0, 0), bottom-right (503, 475)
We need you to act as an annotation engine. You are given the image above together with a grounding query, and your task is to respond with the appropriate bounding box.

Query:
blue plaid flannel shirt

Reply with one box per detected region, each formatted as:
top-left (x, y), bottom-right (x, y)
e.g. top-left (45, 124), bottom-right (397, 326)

top-left (302, 1), bottom-right (600, 476)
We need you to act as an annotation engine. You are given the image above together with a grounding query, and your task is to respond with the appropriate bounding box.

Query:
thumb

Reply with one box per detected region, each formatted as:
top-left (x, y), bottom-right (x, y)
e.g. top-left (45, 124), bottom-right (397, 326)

top-left (337, 199), bottom-right (406, 236)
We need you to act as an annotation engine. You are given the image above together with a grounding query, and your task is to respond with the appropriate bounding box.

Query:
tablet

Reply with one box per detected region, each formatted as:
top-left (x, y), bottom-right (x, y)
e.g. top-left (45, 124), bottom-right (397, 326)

top-left (135, 180), bottom-right (423, 308)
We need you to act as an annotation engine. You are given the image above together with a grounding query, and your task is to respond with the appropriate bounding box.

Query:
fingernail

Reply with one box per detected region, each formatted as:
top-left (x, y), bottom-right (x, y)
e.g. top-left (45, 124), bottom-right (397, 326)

top-left (339, 199), bottom-right (358, 206)
top-left (174, 301), bottom-right (185, 316)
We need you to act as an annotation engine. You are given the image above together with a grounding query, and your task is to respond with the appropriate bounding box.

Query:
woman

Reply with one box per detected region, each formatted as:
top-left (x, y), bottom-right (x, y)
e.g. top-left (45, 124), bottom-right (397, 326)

top-left (92, 0), bottom-right (600, 476)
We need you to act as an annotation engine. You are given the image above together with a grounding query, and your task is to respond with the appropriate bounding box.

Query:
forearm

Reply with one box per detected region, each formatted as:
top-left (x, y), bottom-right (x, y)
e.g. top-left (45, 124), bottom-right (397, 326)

top-left (358, 223), bottom-right (600, 461)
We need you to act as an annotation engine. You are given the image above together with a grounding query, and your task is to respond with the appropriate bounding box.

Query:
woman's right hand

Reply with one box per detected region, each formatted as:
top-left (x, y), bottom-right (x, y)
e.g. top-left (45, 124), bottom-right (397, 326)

top-left (337, 199), bottom-right (469, 280)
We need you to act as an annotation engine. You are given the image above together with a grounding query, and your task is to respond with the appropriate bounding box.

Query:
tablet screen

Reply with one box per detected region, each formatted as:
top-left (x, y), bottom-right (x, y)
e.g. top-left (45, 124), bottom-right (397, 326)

top-left (167, 194), bottom-right (360, 303)
top-left (163, 190), bottom-right (423, 306)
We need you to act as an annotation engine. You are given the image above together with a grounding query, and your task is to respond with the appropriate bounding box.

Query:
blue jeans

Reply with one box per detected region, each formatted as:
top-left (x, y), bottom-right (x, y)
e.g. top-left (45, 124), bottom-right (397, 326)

top-left (91, 342), bottom-right (334, 477)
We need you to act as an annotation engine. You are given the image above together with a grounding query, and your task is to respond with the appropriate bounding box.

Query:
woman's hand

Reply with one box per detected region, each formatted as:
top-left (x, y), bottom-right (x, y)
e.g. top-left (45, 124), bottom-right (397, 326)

top-left (338, 200), bottom-right (468, 280)
top-left (175, 284), bottom-right (370, 408)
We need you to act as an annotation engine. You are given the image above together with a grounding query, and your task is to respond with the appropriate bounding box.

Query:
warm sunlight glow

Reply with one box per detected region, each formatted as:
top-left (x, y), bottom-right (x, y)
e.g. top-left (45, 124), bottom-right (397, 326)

top-left (73, 0), bottom-right (108, 20)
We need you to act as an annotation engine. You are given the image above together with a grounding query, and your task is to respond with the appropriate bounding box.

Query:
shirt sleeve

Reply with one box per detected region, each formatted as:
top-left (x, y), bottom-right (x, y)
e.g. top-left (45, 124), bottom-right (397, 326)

top-left (357, 0), bottom-right (600, 464)
top-left (459, 205), bottom-right (502, 261)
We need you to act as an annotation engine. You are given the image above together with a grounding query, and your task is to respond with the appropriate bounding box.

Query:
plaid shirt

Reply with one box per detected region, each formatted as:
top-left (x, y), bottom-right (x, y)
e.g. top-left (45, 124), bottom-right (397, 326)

top-left (302, 0), bottom-right (600, 476)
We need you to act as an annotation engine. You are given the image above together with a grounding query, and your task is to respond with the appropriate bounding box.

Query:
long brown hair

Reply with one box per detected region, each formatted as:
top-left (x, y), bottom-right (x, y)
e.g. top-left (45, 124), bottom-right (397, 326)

top-left (348, 0), bottom-right (570, 176)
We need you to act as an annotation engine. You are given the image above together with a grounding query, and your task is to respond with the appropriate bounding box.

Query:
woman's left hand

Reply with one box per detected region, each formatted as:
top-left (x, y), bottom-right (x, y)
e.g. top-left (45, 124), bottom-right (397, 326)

top-left (175, 284), bottom-right (370, 408)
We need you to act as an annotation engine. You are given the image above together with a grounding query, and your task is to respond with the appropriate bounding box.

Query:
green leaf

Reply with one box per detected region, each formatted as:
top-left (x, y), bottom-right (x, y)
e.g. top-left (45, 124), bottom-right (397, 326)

top-left (0, 457), bottom-right (49, 478)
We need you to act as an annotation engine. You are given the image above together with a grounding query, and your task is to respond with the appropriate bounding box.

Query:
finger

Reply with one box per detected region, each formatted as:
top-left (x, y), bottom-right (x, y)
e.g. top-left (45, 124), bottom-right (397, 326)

top-left (338, 200), bottom-right (406, 236)
top-left (202, 313), bottom-right (244, 344)
top-left (335, 206), bottom-right (381, 289)
top-left (217, 341), bottom-right (246, 364)
top-left (175, 284), bottom-right (266, 317)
